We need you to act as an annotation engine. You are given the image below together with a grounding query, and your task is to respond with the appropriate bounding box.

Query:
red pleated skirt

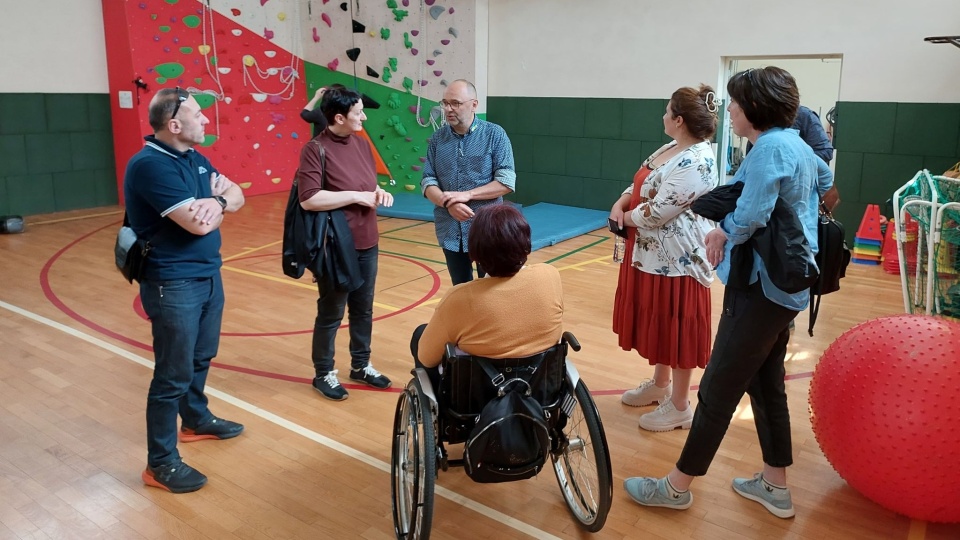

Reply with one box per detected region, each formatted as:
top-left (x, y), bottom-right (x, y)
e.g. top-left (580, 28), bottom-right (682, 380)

top-left (612, 167), bottom-right (712, 369)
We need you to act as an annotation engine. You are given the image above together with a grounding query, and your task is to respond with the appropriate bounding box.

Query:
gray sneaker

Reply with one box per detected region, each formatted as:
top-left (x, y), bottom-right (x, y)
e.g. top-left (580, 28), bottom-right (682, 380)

top-left (732, 473), bottom-right (795, 518)
top-left (623, 476), bottom-right (692, 510)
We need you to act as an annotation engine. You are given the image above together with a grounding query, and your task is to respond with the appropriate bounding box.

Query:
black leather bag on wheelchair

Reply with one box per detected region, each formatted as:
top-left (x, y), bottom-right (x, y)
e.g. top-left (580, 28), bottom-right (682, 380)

top-left (462, 358), bottom-right (551, 483)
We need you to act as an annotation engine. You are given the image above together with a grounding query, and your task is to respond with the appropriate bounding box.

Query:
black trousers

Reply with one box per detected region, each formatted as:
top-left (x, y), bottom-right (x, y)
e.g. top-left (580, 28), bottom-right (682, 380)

top-left (442, 248), bottom-right (485, 286)
top-left (311, 246), bottom-right (378, 374)
top-left (676, 281), bottom-right (798, 476)
top-left (409, 323), bottom-right (441, 392)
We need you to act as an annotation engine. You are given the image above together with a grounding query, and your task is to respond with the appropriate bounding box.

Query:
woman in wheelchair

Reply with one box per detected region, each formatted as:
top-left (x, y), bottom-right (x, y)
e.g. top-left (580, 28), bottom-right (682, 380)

top-left (409, 203), bottom-right (563, 385)
top-left (396, 203), bottom-right (612, 537)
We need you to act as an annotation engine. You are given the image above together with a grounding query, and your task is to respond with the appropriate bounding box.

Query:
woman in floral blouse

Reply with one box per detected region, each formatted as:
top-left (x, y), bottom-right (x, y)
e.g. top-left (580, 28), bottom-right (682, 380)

top-left (609, 84), bottom-right (720, 432)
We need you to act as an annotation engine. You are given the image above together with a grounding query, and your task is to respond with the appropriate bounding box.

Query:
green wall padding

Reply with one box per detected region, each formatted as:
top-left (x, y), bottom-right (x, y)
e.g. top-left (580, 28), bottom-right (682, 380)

top-left (490, 96), bottom-right (960, 245)
top-left (0, 93), bottom-right (117, 216)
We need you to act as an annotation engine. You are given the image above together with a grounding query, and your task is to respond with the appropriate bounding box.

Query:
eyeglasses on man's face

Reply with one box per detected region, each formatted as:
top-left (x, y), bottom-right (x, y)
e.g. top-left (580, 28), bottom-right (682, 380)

top-left (440, 99), bottom-right (476, 110)
top-left (170, 87), bottom-right (188, 120)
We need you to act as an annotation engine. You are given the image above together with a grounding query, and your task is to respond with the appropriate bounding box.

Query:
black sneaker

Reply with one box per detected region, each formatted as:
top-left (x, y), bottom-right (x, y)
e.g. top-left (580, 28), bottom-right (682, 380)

top-left (180, 416), bottom-right (244, 443)
top-left (142, 459), bottom-right (207, 493)
top-left (313, 370), bottom-right (349, 401)
top-left (349, 364), bottom-right (392, 389)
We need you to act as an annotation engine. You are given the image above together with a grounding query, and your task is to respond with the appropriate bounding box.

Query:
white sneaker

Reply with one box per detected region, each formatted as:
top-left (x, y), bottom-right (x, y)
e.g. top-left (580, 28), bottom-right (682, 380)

top-left (621, 378), bottom-right (671, 407)
top-left (639, 399), bottom-right (693, 432)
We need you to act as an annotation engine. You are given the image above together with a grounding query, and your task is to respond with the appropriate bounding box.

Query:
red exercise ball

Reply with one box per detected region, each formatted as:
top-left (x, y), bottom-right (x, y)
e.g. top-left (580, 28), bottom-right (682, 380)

top-left (809, 315), bottom-right (960, 523)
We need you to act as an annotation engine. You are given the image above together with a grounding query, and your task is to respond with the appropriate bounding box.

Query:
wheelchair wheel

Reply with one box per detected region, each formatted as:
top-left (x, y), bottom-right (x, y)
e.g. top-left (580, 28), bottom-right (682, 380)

top-left (551, 379), bottom-right (612, 532)
top-left (391, 379), bottom-right (437, 540)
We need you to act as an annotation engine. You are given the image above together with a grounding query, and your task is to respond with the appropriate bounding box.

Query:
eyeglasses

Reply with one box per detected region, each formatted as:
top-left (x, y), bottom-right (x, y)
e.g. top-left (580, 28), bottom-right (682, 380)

top-left (440, 99), bottom-right (476, 110)
top-left (170, 86), bottom-right (188, 120)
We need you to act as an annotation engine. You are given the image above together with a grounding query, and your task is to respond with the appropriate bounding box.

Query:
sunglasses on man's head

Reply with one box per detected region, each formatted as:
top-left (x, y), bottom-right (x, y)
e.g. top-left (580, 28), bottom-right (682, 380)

top-left (170, 87), bottom-right (188, 120)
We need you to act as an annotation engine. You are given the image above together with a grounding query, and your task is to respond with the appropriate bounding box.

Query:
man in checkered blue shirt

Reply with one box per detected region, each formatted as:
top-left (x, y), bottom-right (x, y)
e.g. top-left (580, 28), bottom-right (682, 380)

top-left (421, 79), bottom-right (517, 285)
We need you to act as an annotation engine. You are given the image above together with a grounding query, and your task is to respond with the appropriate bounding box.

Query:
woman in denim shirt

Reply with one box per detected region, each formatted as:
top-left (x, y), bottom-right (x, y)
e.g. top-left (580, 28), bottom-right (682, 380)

top-left (624, 67), bottom-right (833, 519)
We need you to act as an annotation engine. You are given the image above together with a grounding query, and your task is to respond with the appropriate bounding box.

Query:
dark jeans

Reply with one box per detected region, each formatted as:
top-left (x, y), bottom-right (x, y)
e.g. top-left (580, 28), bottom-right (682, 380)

top-left (312, 245), bottom-right (378, 375)
top-left (442, 248), bottom-right (485, 286)
top-left (676, 281), bottom-right (798, 477)
top-left (409, 323), bottom-right (441, 391)
top-left (140, 274), bottom-right (224, 467)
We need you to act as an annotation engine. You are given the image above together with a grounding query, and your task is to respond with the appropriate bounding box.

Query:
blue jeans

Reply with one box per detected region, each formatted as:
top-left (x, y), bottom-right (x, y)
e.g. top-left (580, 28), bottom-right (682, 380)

top-left (442, 248), bottom-right (485, 286)
top-left (676, 281), bottom-right (797, 476)
top-left (139, 274), bottom-right (224, 467)
top-left (311, 245), bottom-right (378, 374)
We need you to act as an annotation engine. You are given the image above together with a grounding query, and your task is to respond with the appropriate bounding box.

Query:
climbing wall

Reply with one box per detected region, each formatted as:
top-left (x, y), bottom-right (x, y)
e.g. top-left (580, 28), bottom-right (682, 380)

top-left (103, 0), bottom-right (308, 198)
top-left (292, 0), bottom-right (477, 191)
top-left (102, 0), bottom-right (477, 198)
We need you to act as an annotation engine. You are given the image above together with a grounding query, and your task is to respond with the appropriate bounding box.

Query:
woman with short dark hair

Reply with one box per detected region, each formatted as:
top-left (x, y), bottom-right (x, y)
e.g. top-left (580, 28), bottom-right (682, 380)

top-left (410, 204), bottom-right (564, 381)
top-left (624, 66), bottom-right (834, 519)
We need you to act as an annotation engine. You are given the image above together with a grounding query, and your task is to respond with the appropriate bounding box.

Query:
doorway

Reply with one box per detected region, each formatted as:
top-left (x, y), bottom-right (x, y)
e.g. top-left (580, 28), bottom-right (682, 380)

top-left (716, 56), bottom-right (843, 184)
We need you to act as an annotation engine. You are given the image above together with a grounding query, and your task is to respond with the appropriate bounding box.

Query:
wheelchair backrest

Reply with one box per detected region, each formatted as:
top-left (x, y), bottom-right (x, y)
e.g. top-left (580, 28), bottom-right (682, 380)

top-left (439, 341), bottom-right (567, 444)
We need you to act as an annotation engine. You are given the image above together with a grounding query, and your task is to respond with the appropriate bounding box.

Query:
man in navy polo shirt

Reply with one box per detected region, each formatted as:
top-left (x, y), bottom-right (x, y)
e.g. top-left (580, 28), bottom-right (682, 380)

top-left (124, 87), bottom-right (246, 493)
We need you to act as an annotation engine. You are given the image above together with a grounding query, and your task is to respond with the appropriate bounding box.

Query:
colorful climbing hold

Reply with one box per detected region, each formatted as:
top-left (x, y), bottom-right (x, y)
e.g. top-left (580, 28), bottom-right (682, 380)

top-left (328, 58), bottom-right (340, 71)
top-left (433, 70), bottom-right (442, 76)
top-left (388, 57), bottom-right (398, 71)
top-left (429, 6), bottom-right (444, 19)
top-left (388, 93), bottom-right (401, 109)
top-left (402, 77), bottom-right (413, 92)
top-left (183, 15), bottom-right (201, 28)
top-left (380, 28), bottom-right (390, 40)
top-left (386, 0), bottom-right (397, 7)
top-left (313, 27), bottom-right (320, 42)
top-left (194, 94), bottom-right (216, 109)
top-left (154, 62), bottom-right (185, 78)
top-left (231, 8), bottom-right (241, 16)
top-left (441, 39), bottom-right (450, 45)
top-left (411, 48), bottom-right (418, 56)
top-left (346, 48), bottom-right (361, 61)
top-left (393, 9), bottom-right (408, 22)
top-left (426, 59), bottom-right (435, 66)
top-left (264, 28), bottom-right (274, 40)
top-left (198, 44), bottom-right (211, 55)
top-left (243, 55), bottom-right (255, 66)
top-left (278, 12), bottom-right (286, 21)
top-left (403, 32), bottom-right (413, 49)
top-left (159, 25), bottom-right (171, 32)
top-left (382, 67), bottom-right (392, 83)
top-left (180, 46), bottom-right (194, 54)
top-left (448, 27), bottom-right (458, 38)
top-left (322, 13), bottom-right (332, 27)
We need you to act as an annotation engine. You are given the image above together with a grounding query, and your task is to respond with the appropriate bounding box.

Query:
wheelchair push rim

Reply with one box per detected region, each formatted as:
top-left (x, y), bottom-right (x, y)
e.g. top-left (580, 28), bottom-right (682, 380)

top-left (551, 379), bottom-right (613, 532)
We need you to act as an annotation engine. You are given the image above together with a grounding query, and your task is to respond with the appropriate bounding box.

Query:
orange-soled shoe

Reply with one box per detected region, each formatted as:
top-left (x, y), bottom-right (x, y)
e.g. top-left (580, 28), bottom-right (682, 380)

top-left (179, 416), bottom-right (244, 443)
top-left (142, 459), bottom-right (207, 493)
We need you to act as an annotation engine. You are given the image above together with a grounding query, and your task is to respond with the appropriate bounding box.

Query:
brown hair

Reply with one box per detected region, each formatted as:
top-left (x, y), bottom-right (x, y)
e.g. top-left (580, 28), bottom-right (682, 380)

top-left (669, 84), bottom-right (718, 141)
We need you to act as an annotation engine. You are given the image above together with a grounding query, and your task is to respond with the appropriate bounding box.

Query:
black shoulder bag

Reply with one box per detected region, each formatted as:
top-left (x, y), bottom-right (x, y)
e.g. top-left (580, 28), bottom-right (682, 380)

top-left (115, 212), bottom-right (152, 284)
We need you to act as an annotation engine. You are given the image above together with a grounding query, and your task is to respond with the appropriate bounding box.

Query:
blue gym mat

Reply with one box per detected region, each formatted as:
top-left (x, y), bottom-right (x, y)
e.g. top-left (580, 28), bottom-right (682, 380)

top-left (378, 192), bottom-right (608, 251)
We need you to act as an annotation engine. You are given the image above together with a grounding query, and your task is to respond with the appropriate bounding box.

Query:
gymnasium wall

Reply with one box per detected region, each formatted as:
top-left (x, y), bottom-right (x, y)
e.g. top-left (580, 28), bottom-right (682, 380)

top-left (0, 1), bottom-right (116, 216)
top-left (486, 0), bottom-right (960, 236)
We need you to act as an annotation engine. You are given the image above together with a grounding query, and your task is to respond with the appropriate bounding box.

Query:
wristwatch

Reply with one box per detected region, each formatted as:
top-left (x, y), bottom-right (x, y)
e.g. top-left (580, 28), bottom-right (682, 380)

top-left (213, 195), bottom-right (227, 211)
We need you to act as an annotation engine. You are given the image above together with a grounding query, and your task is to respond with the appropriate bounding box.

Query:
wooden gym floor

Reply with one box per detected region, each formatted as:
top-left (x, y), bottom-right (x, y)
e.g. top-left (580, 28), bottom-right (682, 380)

top-left (1, 192), bottom-right (957, 540)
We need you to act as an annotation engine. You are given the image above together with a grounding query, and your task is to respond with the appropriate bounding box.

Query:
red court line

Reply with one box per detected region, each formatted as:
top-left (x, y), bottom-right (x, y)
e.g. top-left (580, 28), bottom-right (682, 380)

top-left (40, 221), bottom-right (433, 393)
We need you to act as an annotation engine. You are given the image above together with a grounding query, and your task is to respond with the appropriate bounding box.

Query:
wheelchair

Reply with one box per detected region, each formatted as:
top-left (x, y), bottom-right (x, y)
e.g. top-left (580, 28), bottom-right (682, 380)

top-left (390, 332), bottom-right (612, 539)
